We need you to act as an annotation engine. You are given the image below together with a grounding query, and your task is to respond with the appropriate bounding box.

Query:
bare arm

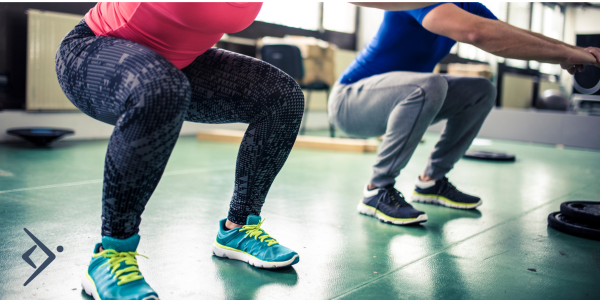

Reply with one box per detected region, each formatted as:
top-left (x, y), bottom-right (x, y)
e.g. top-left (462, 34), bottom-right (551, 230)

top-left (522, 30), bottom-right (574, 48)
top-left (521, 30), bottom-right (600, 66)
top-left (421, 3), bottom-right (600, 73)
top-left (351, 2), bottom-right (436, 11)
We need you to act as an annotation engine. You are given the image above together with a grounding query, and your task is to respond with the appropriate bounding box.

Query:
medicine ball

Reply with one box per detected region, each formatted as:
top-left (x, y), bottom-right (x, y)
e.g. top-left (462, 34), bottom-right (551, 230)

top-left (536, 89), bottom-right (569, 111)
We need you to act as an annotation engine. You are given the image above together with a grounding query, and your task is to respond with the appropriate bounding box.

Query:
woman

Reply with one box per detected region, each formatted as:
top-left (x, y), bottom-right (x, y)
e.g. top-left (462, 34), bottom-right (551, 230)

top-left (56, 3), bottom-right (304, 299)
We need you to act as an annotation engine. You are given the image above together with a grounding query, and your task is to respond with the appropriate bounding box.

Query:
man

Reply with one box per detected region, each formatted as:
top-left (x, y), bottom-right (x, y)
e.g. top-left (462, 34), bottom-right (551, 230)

top-left (330, 3), bottom-right (600, 225)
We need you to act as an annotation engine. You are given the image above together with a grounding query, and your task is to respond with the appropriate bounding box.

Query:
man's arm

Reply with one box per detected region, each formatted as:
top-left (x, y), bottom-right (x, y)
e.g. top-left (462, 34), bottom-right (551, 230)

top-left (351, 2), bottom-right (436, 11)
top-left (523, 30), bottom-right (575, 48)
top-left (421, 3), bottom-right (600, 74)
top-left (522, 30), bottom-right (600, 67)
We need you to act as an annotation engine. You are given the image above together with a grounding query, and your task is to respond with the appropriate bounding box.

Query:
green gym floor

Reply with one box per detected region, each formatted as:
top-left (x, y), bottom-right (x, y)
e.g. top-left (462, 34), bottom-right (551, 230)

top-left (1, 131), bottom-right (599, 300)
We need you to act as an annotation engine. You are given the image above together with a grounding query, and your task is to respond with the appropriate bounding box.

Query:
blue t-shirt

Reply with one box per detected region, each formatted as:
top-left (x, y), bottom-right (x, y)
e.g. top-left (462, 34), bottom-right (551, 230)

top-left (339, 3), bottom-right (497, 84)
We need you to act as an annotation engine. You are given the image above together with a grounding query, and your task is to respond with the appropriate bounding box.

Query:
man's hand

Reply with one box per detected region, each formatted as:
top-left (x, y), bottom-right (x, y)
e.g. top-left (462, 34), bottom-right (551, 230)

top-left (586, 47), bottom-right (600, 68)
top-left (560, 47), bottom-right (597, 75)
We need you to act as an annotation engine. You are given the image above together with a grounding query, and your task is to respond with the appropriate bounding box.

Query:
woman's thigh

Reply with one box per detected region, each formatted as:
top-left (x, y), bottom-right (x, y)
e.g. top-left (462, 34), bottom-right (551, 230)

top-left (181, 48), bottom-right (303, 124)
top-left (56, 20), bottom-right (189, 126)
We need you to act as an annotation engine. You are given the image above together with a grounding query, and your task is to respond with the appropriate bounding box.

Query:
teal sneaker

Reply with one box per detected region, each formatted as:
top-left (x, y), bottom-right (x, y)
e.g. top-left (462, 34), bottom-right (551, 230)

top-left (213, 215), bottom-right (299, 268)
top-left (81, 234), bottom-right (159, 300)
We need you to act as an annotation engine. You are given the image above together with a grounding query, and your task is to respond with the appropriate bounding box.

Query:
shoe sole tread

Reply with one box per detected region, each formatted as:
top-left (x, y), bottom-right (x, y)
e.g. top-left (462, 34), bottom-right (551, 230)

top-left (357, 201), bottom-right (428, 225)
top-left (212, 242), bottom-right (299, 269)
top-left (411, 193), bottom-right (481, 209)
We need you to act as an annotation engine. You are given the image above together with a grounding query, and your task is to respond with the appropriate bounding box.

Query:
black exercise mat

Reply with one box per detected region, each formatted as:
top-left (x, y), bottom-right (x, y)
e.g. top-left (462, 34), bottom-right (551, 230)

top-left (463, 150), bottom-right (515, 161)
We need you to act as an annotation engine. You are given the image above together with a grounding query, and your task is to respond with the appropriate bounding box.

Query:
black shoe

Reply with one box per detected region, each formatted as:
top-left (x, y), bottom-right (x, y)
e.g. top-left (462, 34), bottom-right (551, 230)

top-left (412, 177), bottom-right (481, 210)
top-left (357, 185), bottom-right (428, 225)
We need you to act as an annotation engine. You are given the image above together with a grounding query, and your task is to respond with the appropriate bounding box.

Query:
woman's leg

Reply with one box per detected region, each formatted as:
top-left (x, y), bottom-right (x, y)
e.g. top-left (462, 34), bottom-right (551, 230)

top-left (181, 48), bottom-right (305, 225)
top-left (56, 21), bottom-right (191, 239)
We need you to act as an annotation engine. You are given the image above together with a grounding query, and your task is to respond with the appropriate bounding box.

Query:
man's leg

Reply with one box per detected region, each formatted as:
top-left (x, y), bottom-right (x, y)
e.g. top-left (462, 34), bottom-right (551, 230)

top-left (329, 71), bottom-right (448, 225)
top-left (330, 72), bottom-right (448, 187)
top-left (412, 76), bottom-right (496, 209)
top-left (424, 75), bottom-right (497, 180)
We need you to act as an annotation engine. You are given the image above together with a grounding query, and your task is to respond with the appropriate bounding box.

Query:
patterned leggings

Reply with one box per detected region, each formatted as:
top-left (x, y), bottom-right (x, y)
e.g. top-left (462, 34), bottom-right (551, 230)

top-left (56, 20), bottom-right (304, 239)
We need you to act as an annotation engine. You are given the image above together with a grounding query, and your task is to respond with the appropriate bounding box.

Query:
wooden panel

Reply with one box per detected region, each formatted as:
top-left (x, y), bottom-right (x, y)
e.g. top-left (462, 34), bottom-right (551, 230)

top-left (196, 129), bottom-right (378, 152)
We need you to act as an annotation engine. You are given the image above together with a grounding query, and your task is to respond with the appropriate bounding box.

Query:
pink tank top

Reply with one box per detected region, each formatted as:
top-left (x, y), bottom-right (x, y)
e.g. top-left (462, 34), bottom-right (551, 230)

top-left (85, 2), bottom-right (263, 69)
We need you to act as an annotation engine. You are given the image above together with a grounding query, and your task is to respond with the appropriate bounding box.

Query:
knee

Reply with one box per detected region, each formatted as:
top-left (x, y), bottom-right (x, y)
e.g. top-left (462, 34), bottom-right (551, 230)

top-left (276, 73), bottom-right (305, 119)
top-left (421, 74), bottom-right (448, 111)
top-left (474, 78), bottom-right (497, 110)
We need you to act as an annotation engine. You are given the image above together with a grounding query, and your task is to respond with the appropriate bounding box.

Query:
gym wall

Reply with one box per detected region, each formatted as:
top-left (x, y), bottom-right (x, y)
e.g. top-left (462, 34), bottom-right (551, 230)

top-left (0, 3), bottom-right (96, 110)
top-left (0, 3), bottom-right (357, 112)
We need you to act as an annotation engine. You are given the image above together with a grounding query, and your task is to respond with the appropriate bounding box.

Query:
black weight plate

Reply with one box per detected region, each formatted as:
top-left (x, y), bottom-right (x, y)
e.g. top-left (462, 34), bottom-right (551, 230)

top-left (547, 212), bottom-right (600, 241)
top-left (463, 150), bottom-right (515, 161)
top-left (560, 201), bottom-right (600, 225)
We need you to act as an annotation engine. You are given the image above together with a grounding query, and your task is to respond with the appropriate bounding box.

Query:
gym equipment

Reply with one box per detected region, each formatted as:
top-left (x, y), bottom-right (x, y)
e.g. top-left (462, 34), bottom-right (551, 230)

top-left (560, 201), bottom-right (600, 225)
top-left (7, 128), bottom-right (74, 147)
top-left (571, 94), bottom-right (600, 115)
top-left (573, 34), bottom-right (600, 96)
top-left (547, 212), bottom-right (600, 241)
top-left (463, 150), bottom-right (515, 162)
top-left (536, 89), bottom-right (569, 111)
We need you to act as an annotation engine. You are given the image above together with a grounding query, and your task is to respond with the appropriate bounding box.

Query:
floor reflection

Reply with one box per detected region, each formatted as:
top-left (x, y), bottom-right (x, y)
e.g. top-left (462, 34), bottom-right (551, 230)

top-left (358, 206), bottom-right (483, 298)
top-left (212, 256), bottom-right (298, 300)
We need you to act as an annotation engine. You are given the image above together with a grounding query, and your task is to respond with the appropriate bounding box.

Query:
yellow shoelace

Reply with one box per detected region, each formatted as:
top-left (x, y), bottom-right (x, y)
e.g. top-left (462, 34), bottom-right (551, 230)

top-left (239, 219), bottom-right (279, 246)
top-left (94, 249), bottom-right (147, 285)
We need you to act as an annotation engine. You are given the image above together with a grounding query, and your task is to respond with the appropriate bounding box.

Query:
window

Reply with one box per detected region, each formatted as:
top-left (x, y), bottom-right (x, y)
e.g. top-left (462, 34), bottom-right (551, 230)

top-left (481, 1), bottom-right (507, 21)
top-left (504, 2), bottom-right (532, 69)
top-left (356, 6), bottom-right (384, 50)
top-left (323, 2), bottom-right (356, 33)
top-left (539, 4), bottom-right (565, 75)
top-left (528, 3), bottom-right (544, 70)
top-left (508, 2), bottom-right (531, 30)
top-left (531, 2), bottom-right (544, 33)
top-left (255, 2), bottom-right (321, 31)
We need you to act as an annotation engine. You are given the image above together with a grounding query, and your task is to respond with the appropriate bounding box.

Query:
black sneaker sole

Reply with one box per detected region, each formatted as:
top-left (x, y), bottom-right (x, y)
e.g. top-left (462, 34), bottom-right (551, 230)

top-left (357, 201), bottom-right (428, 225)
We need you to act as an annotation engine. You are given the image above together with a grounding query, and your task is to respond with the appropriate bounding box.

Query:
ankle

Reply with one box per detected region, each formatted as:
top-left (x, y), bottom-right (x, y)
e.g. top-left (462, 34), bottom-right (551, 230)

top-left (419, 174), bottom-right (434, 182)
top-left (367, 183), bottom-right (378, 191)
top-left (225, 219), bottom-right (243, 230)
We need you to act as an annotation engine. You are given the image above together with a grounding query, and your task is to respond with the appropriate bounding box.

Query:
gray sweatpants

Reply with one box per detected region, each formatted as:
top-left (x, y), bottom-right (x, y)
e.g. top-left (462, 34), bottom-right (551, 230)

top-left (328, 71), bottom-right (496, 187)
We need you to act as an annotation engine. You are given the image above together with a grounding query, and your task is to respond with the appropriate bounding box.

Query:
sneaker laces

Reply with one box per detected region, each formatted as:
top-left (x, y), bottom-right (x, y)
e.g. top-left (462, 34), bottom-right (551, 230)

top-left (375, 186), bottom-right (411, 212)
top-left (94, 249), bottom-right (147, 285)
top-left (437, 178), bottom-right (463, 199)
top-left (239, 219), bottom-right (279, 246)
